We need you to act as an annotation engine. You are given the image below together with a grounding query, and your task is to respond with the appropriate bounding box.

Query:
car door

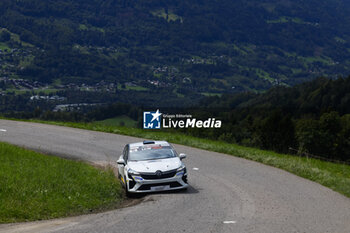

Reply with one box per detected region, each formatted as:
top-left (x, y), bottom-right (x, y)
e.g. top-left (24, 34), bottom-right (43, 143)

top-left (118, 145), bottom-right (128, 183)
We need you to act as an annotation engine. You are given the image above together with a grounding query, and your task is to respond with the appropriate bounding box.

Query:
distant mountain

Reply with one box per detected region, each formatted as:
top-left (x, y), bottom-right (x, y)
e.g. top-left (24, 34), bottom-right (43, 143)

top-left (1, 0), bottom-right (350, 99)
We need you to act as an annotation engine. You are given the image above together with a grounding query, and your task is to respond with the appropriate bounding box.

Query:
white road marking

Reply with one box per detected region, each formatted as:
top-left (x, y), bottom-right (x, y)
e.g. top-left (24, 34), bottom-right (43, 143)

top-left (0, 129), bottom-right (7, 132)
top-left (223, 221), bottom-right (236, 224)
top-left (193, 167), bottom-right (199, 171)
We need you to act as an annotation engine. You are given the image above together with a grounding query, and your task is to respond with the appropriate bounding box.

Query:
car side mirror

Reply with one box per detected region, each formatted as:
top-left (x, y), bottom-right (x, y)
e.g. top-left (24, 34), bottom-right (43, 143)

top-left (117, 157), bottom-right (125, 165)
top-left (179, 153), bottom-right (187, 160)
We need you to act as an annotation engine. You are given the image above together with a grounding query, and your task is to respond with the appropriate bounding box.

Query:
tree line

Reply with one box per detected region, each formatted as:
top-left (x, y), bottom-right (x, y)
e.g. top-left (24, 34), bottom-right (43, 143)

top-left (191, 76), bottom-right (350, 161)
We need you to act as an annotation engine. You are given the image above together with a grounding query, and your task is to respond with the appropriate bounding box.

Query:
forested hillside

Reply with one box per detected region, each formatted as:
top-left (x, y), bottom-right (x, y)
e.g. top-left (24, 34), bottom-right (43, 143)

top-left (195, 76), bottom-right (350, 161)
top-left (1, 0), bottom-right (350, 103)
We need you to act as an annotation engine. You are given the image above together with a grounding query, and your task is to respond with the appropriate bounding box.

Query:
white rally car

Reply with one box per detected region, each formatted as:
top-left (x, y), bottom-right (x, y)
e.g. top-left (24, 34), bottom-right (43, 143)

top-left (117, 140), bottom-right (188, 195)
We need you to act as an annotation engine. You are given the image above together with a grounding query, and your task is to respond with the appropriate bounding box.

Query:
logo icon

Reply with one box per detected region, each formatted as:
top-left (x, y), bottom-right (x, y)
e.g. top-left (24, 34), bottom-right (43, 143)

top-left (156, 170), bottom-right (162, 178)
top-left (143, 109), bottom-right (162, 129)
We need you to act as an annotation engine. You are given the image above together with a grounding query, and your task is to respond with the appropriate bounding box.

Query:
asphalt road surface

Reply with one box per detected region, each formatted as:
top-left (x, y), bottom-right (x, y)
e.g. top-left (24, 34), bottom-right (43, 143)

top-left (1, 119), bottom-right (350, 233)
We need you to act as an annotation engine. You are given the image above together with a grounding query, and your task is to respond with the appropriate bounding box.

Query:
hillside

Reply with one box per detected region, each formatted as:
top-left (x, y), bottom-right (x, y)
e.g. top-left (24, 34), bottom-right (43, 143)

top-left (1, 0), bottom-right (350, 105)
top-left (195, 76), bottom-right (350, 160)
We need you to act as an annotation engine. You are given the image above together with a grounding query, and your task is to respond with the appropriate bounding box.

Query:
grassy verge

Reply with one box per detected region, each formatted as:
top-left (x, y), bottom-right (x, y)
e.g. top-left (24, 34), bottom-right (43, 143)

top-left (22, 119), bottom-right (350, 198)
top-left (0, 142), bottom-right (123, 223)
top-left (96, 115), bottom-right (137, 127)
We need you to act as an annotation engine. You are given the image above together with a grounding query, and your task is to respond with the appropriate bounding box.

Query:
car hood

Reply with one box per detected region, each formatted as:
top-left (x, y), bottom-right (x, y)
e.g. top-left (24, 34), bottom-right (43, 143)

top-left (128, 157), bottom-right (182, 173)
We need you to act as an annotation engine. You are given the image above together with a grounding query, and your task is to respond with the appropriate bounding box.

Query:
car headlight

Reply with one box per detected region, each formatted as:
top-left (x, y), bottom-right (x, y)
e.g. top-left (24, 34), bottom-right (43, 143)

top-left (177, 165), bottom-right (186, 172)
top-left (176, 165), bottom-right (186, 176)
top-left (128, 170), bottom-right (143, 182)
top-left (128, 168), bottom-right (140, 176)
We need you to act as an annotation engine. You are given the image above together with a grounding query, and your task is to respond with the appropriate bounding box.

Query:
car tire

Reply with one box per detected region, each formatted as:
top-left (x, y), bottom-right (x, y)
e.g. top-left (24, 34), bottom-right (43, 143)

top-left (125, 188), bottom-right (132, 197)
top-left (125, 182), bottom-right (134, 198)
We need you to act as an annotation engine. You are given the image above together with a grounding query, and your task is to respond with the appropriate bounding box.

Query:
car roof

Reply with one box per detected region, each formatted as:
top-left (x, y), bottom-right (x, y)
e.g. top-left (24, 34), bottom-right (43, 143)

top-left (128, 140), bottom-right (170, 148)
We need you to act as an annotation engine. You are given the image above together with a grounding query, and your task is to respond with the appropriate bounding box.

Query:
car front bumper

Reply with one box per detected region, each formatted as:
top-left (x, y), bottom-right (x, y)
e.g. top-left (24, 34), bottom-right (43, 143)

top-left (127, 172), bottom-right (188, 193)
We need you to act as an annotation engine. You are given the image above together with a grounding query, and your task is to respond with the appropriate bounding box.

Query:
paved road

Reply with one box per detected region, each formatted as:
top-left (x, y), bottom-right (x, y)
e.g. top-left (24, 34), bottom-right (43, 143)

top-left (0, 119), bottom-right (350, 233)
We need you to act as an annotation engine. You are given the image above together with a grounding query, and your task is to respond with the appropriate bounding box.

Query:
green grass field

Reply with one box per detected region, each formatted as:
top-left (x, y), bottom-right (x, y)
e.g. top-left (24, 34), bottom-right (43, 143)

top-left (5, 88), bottom-right (60, 95)
top-left (0, 42), bottom-right (11, 51)
top-left (117, 83), bottom-right (149, 91)
top-left (151, 9), bottom-right (183, 23)
top-left (16, 119), bottom-right (350, 198)
top-left (96, 115), bottom-right (137, 127)
top-left (200, 92), bottom-right (222, 97)
top-left (266, 16), bottom-right (307, 24)
top-left (78, 24), bottom-right (105, 33)
top-left (0, 28), bottom-right (34, 48)
top-left (0, 142), bottom-right (123, 223)
top-left (253, 68), bottom-right (274, 82)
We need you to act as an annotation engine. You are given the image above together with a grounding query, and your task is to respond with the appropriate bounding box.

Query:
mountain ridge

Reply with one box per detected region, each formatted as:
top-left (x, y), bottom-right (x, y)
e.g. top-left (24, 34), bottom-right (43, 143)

top-left (1, 0), bottom-right (350, 100)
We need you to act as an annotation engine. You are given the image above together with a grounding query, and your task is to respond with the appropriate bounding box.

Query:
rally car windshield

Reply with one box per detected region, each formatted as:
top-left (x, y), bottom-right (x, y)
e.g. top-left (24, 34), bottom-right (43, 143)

top-left (129, 145), bottom-right (177, 161)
